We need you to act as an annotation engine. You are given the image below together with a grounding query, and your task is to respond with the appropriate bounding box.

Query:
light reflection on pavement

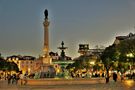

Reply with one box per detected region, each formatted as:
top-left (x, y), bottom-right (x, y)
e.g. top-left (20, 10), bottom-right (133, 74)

top-left (122, 80), bottom-right (135, 88)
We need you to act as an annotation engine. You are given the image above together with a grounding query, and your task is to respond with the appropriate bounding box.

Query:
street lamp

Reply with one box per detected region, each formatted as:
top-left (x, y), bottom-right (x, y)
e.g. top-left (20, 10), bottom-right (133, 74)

top-left (127, 53), bottom-right (133, 58)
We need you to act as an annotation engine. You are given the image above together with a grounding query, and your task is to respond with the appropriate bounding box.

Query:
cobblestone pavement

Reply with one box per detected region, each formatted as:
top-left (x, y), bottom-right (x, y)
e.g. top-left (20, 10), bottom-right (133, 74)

top-left (0, 78), bottom-right (135, 90)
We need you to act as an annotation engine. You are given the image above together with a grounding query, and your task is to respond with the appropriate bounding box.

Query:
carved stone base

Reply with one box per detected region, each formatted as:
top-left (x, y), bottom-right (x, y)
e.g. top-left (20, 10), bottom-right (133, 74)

top-left (40, 64), bottom-right (55, 78)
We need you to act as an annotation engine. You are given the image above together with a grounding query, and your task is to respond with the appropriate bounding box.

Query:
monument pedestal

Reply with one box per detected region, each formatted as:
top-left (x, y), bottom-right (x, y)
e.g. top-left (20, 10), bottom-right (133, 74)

top-left (40, 64), bottom-right (55, 78)
top-left (40, 57), bottom-right (55, 78)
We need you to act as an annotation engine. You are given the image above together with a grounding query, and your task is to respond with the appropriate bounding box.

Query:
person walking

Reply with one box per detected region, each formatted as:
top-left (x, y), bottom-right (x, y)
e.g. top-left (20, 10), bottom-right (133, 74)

top-left (15, 74), bottom-right (20, 85)
top-left (105, 74), bottom-right (110, 83)
top-left (11, 74), bottom-right (16, 84)
top-left (7, 74), bottom-right (12, 85)
top-left (23, 74), bottom-right (28, 85)
top-left (132, 73), bottom-right (135, 81)
top-left (113, 72), bottom-right (117, 82)
top-left (19, 73), bottom-right (24, 85)
top-left (121, 74), bottom-right (125, 82)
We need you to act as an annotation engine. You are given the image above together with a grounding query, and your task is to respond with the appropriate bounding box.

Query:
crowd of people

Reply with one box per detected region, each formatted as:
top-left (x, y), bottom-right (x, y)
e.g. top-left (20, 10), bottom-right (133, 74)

top-left (0, 71), bottom-right (134, 85)
top-left (6, 73), bottom-right (28, 85)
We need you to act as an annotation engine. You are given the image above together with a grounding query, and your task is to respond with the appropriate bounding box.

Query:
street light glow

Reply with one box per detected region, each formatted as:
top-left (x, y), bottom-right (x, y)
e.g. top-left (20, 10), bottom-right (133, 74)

top-left (126, 53), bottom-right (133, 57)
top-left (90, 61), bottom-right (95, 65)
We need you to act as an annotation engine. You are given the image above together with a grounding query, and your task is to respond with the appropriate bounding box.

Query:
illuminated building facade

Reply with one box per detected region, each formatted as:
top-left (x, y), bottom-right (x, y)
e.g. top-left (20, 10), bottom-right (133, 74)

top-left (77, 44), bottom-right (104, 64)
top-left (7, 55), bottom-right (36, 74)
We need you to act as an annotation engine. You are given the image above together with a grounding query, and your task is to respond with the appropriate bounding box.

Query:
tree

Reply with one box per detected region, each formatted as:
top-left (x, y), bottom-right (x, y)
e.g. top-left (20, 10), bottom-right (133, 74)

top-left (73, 55), bottom-right (90, 71)
top-left (0, 57), bottom-right (7, 70)
top-left (100, 45), bottom-right (119, 83)
top-left (0, 57), bottom-right (19, 72)
top-left (118, 38), bottom-right (135, 64)
top-left (116, 38), bottom-right (135, 72)
top-left (101, 45), bottom-right (118, 68)
top-left (8, 62), bottom-right (19, 72)
top-left (66, 55), bottom-right (91, 77)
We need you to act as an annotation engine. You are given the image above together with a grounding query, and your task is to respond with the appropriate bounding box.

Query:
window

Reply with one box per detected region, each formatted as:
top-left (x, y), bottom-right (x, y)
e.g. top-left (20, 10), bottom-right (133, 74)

top-left (16, 58), bottom-right (19, 60)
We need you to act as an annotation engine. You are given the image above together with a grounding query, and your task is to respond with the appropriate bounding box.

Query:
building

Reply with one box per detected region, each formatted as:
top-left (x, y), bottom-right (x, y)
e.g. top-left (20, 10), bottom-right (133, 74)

top-left (114, 33), bottom-right (135, 45)
top-left (49, 52), bottom-right (59, 60)
top-left (78, 44), bottom-right (89, 55)
top-left (78, 44), bottom-right (104, 57)
top-left (6, 55), bottom-right (36, 74)
top-left (77, 44), bottom-right (104, 65)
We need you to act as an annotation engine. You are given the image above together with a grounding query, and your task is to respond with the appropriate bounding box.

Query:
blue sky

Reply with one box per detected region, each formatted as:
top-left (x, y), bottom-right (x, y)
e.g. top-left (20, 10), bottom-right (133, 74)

top-left (0, 0), bottom-right (135, 58)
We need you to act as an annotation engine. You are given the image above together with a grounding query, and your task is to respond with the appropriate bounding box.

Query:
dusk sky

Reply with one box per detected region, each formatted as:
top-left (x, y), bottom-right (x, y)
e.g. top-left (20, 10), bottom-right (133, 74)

top-left (0, 0), bottom-right (135, 58)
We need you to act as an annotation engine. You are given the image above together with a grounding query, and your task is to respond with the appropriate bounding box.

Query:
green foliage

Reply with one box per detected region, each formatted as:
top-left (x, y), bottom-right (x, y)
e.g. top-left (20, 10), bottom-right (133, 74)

top-left (66, 55), bottom-right (91, 72)
top-left (118, 53), bottom-right (127, 62)
top-left (101, 45), bottom-right (119, 69)
top-left (101, 38), bottom-right (135, 72)
top-left (93, 64), bottom-right (102, 71)
top-left (0, 57), bottom-right (19, 72)
top-left (75, 56), bottom-right (91, 70)
top-left (8, 62), bottom-right (19, 72)
top-left (66, 64), bottom-right (72, 69)
top-left (118, 38), bottom-right (135, 60)
top-left (0, 57), bottom-right (7, 70)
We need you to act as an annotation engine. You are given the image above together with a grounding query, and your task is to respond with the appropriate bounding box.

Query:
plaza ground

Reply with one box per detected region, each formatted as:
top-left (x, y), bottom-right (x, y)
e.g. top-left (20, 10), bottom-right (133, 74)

top-left (0, 78), bottom-right (135, 90)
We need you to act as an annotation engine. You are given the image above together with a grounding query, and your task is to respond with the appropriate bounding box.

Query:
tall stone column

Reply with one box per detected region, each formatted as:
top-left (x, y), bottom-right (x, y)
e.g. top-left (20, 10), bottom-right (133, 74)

top-left (42, 9), bottom-right (51, 64)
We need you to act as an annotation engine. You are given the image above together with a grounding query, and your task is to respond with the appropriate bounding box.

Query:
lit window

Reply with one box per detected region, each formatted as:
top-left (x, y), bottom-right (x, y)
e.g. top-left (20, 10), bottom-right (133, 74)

top-left (16, 58), bottom-right (19, 60)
